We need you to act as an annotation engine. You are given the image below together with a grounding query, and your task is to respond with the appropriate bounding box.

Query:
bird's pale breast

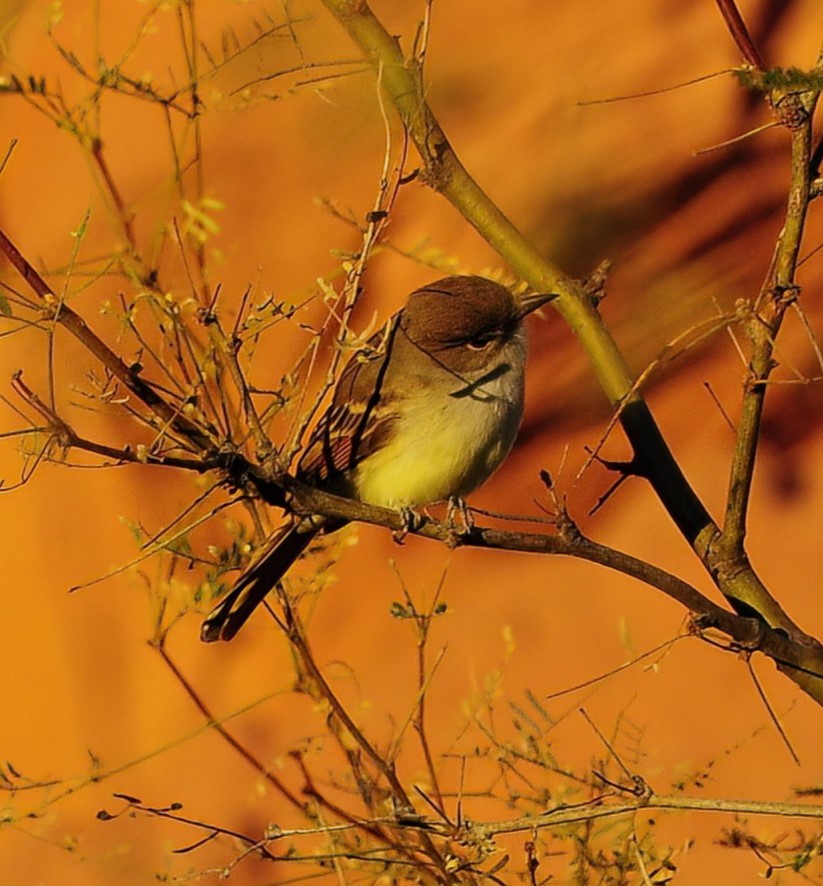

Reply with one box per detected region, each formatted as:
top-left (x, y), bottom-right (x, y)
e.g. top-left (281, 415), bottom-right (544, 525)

top-left (352, 335), bottom-right (526, 508)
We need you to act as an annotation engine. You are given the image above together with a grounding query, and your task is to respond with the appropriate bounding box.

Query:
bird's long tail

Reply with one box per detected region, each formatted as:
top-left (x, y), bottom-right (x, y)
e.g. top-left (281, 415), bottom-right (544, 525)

top-left (200, 522), bottom-right (319, 642)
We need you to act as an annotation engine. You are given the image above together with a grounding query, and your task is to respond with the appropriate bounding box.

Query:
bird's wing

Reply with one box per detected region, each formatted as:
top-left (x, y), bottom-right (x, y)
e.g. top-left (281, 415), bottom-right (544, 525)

top-left (297, 318), bottom-right (402, 485)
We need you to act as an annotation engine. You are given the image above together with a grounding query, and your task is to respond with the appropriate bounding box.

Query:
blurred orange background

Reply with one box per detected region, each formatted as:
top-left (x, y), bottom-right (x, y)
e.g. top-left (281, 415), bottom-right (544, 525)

top-left (3, 0), bottom-right (823, 882)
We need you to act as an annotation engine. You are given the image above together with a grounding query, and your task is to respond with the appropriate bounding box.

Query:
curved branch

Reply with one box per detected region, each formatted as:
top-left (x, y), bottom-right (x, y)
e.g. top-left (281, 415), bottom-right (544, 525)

top-left (319, 0), bottom-right (823, 704)
top-left (277, 477), bottom-right (821, 684)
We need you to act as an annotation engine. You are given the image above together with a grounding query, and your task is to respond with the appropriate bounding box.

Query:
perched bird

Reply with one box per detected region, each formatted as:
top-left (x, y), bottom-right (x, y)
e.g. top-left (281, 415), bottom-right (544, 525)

top-left (201, 275), bottom-right (552, 642)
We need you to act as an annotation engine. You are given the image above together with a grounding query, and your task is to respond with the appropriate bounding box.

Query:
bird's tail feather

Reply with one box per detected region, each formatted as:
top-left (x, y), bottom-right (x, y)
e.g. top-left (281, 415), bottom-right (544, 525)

top-left (200, 523), bottom-right (318, 642)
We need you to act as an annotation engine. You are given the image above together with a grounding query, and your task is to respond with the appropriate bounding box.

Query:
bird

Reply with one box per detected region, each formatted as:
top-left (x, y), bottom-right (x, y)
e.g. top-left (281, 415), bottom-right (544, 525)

top-left (201, 275), bottom-right (553, 642)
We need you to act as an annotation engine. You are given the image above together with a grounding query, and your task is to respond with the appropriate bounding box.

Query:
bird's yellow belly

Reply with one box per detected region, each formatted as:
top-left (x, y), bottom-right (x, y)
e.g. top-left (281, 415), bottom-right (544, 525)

top-left (353, 393), bottom-right (522, 508)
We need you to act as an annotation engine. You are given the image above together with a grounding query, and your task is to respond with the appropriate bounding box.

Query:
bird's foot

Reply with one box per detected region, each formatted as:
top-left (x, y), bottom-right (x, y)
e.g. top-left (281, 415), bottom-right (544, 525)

top-left (392, 506), bottom-right (424, 543)
top-left (445, 495), bottom-right (474, 534)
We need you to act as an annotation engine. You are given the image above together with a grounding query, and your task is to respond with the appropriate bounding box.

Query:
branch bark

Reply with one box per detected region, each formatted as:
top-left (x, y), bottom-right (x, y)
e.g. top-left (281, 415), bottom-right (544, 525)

top-left (478, 791), bottom-right (823, 838)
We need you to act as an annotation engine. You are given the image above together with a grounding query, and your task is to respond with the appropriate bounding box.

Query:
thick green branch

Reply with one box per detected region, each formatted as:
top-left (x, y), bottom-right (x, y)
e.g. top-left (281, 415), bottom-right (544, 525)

top-left (320, 0), bottom-right (823, 701)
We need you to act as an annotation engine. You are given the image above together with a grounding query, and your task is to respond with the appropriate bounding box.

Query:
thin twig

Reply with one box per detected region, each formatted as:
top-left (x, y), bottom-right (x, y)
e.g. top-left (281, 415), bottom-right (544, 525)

top-left (155, 642), bottom-right (307, 813)
top-left (745, 658), bottom-right (801, 766)
top-left (0, 227), bottom-right (215, 451)
top-left (713, 0), bottom-right (767, 69)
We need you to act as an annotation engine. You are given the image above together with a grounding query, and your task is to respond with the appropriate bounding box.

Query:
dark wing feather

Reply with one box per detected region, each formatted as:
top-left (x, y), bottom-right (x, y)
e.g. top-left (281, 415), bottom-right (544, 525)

top-left (200, 522), bottom-right (318, 642)
top-left (298, 318), bottom-right (402, 487)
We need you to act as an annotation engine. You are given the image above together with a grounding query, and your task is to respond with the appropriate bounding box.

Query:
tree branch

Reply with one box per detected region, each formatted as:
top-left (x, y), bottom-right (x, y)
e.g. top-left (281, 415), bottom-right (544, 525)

top-left (478, 791), bottom-right (823, 838)
top-left (0, 227), bottom-right (216, 452)
top-left (318, 0), bottom-right (823, 703)
top-left (277, 477), bottom-right (821, 685)
top-left (714, 0), bottom-right (767, 69)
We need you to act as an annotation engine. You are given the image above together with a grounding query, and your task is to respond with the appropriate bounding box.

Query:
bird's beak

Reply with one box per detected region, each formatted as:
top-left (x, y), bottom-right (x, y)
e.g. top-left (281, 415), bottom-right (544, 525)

top-left (516, 291), bottom-right (556, 320)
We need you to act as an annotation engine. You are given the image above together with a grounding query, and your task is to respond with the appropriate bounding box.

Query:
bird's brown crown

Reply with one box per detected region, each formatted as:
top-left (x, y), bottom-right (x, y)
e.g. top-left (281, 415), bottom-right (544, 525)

top-left (400, 276), bottom-right (519, 350)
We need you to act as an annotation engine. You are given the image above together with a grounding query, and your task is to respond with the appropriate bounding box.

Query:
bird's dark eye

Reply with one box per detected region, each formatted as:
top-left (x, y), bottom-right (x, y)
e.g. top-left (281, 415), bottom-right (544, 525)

top-left (466, 332), bottom-right (497, 350)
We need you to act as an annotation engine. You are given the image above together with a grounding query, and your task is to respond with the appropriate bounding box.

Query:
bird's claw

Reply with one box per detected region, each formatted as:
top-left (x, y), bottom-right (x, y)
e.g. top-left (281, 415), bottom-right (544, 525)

top-left (445, 495), bottom-right (474, 533)
top-left (392, 506), bottom-right (424, 543)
